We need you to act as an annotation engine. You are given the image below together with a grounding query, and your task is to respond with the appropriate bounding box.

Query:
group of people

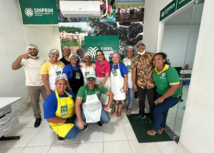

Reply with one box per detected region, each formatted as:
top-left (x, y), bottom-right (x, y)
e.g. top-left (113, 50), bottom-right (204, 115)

top-left (11, 40), bottom-right (181, 141)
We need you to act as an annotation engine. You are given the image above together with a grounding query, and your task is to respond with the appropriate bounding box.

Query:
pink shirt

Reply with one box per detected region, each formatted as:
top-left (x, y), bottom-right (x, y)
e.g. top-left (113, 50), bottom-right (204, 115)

top-left (95, 59), bottom-right (111, 77)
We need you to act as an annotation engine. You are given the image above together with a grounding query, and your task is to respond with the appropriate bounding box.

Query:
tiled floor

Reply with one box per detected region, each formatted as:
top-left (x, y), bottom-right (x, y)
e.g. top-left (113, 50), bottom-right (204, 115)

top-left (0, 98), bottom-right (186, 153)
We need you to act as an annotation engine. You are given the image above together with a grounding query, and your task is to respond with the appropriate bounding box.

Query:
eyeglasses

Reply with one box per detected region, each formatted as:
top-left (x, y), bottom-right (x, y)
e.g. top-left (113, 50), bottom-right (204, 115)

top-left (85, 58), bottom-right (91, 61)
top-left (127, 51), bottom-right (133, 53)
top-left (51, 53), bottom-right (59, 57)
top-left (70, 58), bottom-right (77, 60)
top-left (96, 54), bottom-right (103, 57)
top-left (87, 79), bottom-right (95, 82)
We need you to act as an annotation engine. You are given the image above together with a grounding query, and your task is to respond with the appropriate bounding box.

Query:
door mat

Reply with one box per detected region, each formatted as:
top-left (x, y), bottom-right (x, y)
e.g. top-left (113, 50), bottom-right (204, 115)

top-left (127, 114), bottom-right (173, 143)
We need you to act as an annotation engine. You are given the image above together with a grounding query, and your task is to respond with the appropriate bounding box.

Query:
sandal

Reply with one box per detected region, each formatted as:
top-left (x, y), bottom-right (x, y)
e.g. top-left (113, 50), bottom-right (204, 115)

top-left (147, 130), bottom-right (157, 136)
top-left (111, 110), bottom-right (117, 115)
top-left (158, 127), bottom-right (164, 134)
top-left (123, 106), bottom-right (128, 111)
top-left (126, 109), bottom-right (132, 115)
top-left (117, 111), bottom-right (121, 117)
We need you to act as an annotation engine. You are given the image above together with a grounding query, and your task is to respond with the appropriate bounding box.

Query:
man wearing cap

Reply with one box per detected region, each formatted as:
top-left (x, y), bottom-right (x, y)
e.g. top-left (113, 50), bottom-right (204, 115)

top-left (43, 73), bottom-right (80, 141)
top-left (12, 44), bottom-right (46, 127)
top-left (122, 46), bottom-right (135, 115)
top-left (40, 49), bottom-right (65, 96)
top-left (75, 73), bottom-right (114, 129)
top-left (131, 40), bottom-right (156, 122)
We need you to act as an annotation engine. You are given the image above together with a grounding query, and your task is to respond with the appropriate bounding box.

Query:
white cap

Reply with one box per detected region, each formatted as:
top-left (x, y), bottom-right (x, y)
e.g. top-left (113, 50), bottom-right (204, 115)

top-left (86, 73), bottom-right (96, 79)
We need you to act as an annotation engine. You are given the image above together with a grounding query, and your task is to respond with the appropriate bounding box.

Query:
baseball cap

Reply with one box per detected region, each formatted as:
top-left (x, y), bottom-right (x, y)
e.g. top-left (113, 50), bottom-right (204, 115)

top-left (86, 73), bottom-right (96, 79)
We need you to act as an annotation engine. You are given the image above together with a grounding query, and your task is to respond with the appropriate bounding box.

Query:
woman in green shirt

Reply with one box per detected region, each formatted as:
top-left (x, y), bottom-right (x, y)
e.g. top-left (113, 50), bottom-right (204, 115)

top-left (147, 52), bottom-right (181, 136)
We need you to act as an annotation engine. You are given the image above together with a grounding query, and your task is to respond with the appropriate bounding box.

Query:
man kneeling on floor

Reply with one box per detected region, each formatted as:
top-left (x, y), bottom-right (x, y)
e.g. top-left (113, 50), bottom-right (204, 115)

top-left (75, 73), bottom-right (114, 130)
top-left (43, 73), bottom-right (80, 141)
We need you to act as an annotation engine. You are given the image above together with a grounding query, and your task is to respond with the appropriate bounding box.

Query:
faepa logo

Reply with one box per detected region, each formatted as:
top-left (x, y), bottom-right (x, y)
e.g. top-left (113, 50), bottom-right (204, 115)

top-left (87, 47), bottom-right (98, 59)
top-left (25, 8), bottom-right (34, 17)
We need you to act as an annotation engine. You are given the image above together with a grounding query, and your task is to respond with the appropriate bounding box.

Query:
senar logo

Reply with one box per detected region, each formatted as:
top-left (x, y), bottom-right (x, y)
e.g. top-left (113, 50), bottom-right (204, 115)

top-left (87, 47), bottom-right (98, 59)
top-left (25, 8), bottom-right (34, 17)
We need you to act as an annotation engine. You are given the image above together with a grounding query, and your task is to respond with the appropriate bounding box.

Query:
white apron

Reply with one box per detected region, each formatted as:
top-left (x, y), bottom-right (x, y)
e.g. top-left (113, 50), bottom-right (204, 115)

top-left (110, 64), bottom-right (126, 100)
top-left (82, 90), bottom-right (102, 123)
top-left (124, 61), bottom-right (133, 89)
top-left (49, 63), bottom-right (63, 91)
top-left (96, 77), bottom-right (110, 105)
top-left (81, 66), bottom-right (96, 84)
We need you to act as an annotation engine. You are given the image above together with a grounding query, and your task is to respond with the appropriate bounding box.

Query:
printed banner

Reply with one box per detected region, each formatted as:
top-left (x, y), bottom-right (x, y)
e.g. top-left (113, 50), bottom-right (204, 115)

top-left (19, 0), bottom-right (58, 24)
top-left (85, 36), bottom-right (119, 62)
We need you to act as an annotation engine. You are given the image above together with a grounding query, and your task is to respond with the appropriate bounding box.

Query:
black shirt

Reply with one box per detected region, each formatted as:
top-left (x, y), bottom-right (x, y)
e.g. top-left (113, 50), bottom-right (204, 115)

top-left (60, 57), bottom-right (70, 65)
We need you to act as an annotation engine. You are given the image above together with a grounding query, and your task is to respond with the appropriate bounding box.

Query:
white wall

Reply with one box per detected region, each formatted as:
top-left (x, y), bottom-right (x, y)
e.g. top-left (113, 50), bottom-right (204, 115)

top-left (162, 25), bottom-right (200, 68)
top-left (24, 26), bottom-right (62, 61)
top-left (179, 1), bottom-right (214, 152)
top-left (0, 0), bottom-right (30, 114)
top-left (144, 0), bottom-right (172, 53)
top-left (0, 0), bottom-right (61, 115)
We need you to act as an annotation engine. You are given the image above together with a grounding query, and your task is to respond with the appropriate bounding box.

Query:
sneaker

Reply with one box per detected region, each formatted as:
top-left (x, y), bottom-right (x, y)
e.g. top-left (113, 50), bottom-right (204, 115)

top-left (34, 118), bottom-right (42, 128)
top-left (133, 114), bottom-right (146, 120)
top-left (57, 135), bottom-right (65, 141)
top-left (97, 121), bottom-right (103, 126)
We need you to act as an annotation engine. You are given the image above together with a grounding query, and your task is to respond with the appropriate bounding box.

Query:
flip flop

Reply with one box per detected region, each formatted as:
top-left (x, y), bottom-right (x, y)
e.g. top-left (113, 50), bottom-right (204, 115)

top-left (147, 130), bottom-right (157, 136)
top-left (117, 111), bottom-right (121, 117)
top-left (126, 109), bottom-right (132, 115)
top-left (123, 106), bottom-right (128, 111)
top-left (158, 128), bottom-right (164, 134)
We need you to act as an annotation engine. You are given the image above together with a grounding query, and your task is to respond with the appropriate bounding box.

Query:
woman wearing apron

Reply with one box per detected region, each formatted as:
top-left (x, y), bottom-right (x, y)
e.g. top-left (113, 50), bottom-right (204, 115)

top-left (62, 53), bottom-right (84, 95)
top-left (41, 49), bottom-right (65, 95)
top-left (122, 46), bottom-right (135, 115)
top-left (60, 46), bottom-right (71, 65)
top-left (110, 52), bottom-right (128, 117)
top-left (95, 50), bottom-right (111, 106)
top-left (80, 52), bottom-right (96, 84)
top-left (43, 73), bottom-right (81, 141)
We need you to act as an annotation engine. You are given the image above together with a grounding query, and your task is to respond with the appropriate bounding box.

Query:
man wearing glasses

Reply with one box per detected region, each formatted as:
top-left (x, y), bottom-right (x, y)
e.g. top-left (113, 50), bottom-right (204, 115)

top-left (75, 73), bottom-right (114, 130)
top-left (131, 40), bottom-right (156, 123)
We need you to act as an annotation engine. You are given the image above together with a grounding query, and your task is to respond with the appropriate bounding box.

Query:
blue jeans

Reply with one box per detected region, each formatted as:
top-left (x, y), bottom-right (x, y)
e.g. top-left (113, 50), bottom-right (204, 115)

top-left (152, 92), bottom-right (180, 132)
top-left (75, 107), bottom-right (110, 130)
top-left (127, 88), bottom-right (135, 108)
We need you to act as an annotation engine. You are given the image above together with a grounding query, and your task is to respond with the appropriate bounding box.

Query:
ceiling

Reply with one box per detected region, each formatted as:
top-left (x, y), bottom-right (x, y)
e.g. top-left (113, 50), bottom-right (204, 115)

top-left (165, 3), bottom-right (204, 25)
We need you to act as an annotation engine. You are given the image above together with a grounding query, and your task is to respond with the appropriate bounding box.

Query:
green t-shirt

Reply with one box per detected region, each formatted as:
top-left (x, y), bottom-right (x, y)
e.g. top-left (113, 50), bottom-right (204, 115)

top-left (153, 65), bottom-right (181, 97)
top-left (77, 84), bottom-right (109, 103)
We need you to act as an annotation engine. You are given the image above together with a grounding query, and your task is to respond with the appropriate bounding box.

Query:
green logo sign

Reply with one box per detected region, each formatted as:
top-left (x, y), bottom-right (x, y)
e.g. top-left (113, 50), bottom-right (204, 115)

top-left (160, 0), bottom-right (176, 21)
top-left (19, 0), bottom-right (58, 24)
top-left (160, 0), bottom-right (193, 21)
top-left (85, 36), bottom-right (119, 63)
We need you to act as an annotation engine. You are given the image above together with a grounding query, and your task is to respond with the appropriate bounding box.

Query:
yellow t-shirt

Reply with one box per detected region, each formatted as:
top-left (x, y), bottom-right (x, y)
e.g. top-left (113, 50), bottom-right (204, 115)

top-left (40, 61), bottom-right (65, 75)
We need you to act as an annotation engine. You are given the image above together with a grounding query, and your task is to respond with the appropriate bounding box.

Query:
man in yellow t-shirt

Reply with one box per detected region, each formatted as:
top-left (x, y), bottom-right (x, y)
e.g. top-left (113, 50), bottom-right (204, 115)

top-left (41, 49), bottom-right (65, 95)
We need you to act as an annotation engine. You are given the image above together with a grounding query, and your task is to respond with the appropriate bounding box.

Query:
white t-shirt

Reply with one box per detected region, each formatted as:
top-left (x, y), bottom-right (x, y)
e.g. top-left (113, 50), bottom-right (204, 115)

top-left (21, 57), bottom-right (46, 86)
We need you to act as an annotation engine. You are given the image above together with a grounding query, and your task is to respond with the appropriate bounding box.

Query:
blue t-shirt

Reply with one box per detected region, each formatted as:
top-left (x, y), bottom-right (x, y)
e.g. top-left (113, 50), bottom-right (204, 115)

top-left (62, 64), bottom-right (81, 80)
top-left (110, 62), bottom-right (128, 78)
top-left (43, 89), bottom-right (76, 119)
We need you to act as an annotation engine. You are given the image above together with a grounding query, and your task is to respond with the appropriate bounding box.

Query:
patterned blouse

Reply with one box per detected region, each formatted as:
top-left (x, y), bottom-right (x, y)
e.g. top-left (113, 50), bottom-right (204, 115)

top-left (131, 52), bottom-right (155, 89)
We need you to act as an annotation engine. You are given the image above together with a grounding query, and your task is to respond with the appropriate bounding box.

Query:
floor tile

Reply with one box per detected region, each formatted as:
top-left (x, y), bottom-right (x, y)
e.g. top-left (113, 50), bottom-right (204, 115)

top-left (103, 123), bottom-right (127, 141)
top-left (123, 122), bottom-right (137, 140)
top-left (129, 140), bottom-right (161, 153)
top-left (20, 146), bottom-right (50, 153)
top-left (22, 117), bottom-right (47, 128)
top-left (78, 124), bottom-right (103, 143)
top-left (26, 127), bottom-right (55, 147)
top-left (13, 116), bottom-right (34, 129)
top-left (48, 144), bottom-right (77, 153)
top-left (43, 122), bottom-right (50, 127)
top-left (156, 141), bottom-right (184, 153)
top-left (52, 133), bottom-right (80, 145)
top-left (104, 140), bottom-right (132, 153)
top-left (0, 148), bottom-right (23, 153)
top-left (76, 142), bottom-right (103, 153)
top-left (0, 128), bottom-right (40, 148)
top-left (22, 109), bottom-right (34, 116)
